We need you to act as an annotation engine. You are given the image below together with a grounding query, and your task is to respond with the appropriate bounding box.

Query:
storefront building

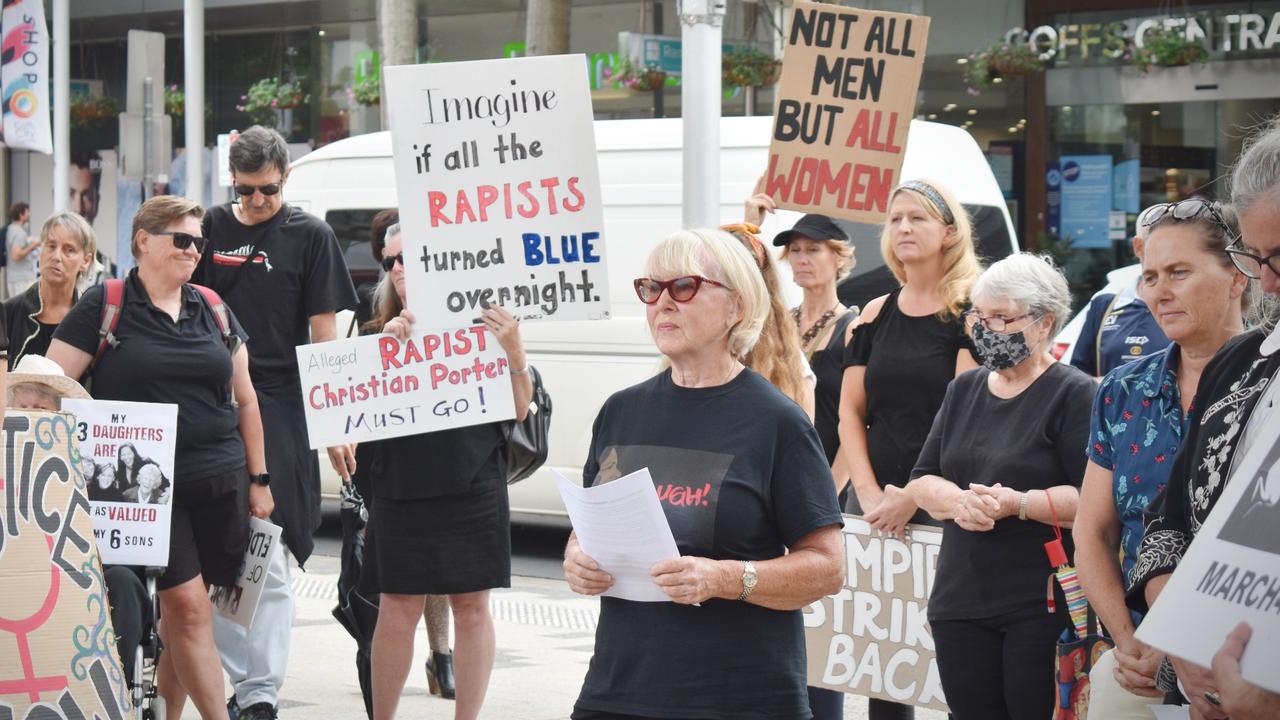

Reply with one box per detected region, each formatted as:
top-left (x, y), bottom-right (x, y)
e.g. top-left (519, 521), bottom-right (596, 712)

top-left (10, 0), bottom-right (1279, 301)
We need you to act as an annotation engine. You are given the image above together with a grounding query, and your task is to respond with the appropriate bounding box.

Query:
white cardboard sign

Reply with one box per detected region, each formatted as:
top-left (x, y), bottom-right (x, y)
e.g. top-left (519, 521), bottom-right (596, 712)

top-left (295, 329), bottom-right (517, 448)
top-left (62, 399), bottom-right (178, 567)
top-left (384, 54), bottom-right (611, 330)
top-left (1136, 420), bottom-right (1280, 693)
top-left (210, 517), bottom-right (282, 629)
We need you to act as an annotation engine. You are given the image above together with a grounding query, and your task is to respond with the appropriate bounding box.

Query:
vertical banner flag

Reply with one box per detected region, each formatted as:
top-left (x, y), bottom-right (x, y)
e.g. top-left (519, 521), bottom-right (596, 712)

top-left (805, 518), bottom-right (949, 712)
top-left (0, 0), bottom-right (52, 154)
top-left (384, 55), bottom-right (610, 330)
top-left (62, 399), bottom-right (179, 567)
top-left (767, 3), bottom-right (929, 223)
top-left (0, 411), bottom-right (132, 719)
top-left (1136, 421), bottom-right (1280, 693)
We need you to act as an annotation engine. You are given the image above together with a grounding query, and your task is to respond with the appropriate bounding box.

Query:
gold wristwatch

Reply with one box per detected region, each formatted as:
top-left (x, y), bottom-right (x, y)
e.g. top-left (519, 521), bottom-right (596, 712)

top-left (737, 560), bottom-right (758, 601)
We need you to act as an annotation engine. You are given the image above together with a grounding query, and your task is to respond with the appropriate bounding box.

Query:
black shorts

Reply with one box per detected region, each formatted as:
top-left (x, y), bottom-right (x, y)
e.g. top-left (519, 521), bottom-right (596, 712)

top-left (159, 468), bottom-right (250, 591)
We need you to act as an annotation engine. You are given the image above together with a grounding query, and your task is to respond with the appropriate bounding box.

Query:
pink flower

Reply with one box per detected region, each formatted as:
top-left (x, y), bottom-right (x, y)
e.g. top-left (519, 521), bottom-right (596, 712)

top-left (271, 99), bottom-right (278, 107)
top-left (240, 94), bottom-right (247, 100)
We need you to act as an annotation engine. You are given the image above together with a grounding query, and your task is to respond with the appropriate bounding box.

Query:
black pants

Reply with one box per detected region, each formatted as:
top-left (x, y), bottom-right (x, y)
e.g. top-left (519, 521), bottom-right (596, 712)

top-left (105, 565), bottom-right (150, 682)
top-left (931, 606), bottom-right (1067, 720)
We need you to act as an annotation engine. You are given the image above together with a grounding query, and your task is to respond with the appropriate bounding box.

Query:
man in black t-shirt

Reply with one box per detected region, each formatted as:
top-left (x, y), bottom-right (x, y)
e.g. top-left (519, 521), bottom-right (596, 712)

top-left (196, 126), bottom-right (357, 720)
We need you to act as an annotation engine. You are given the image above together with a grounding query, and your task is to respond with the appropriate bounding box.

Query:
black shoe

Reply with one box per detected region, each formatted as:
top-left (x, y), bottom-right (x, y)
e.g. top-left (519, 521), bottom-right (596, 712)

top-left (227, 696), bottom-right (239, 720)
top-left (237, 702), bottom-right (278, 720)
top-left (426, 651), bottom-right (456, 700)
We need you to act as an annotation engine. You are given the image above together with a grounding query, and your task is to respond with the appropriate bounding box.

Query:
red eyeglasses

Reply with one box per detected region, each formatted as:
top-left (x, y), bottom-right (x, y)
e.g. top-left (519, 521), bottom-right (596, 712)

top-left (633, 276), bottom-right (730, 304)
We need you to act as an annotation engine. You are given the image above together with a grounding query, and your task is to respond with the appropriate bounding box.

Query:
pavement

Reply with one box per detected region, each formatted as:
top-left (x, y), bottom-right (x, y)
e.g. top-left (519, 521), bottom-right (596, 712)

top-left (183, 541), bottom-right (946, 720)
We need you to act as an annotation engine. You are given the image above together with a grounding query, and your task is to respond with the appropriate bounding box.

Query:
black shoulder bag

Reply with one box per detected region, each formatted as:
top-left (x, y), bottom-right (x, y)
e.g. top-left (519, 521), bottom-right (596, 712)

top-left (505, 365), bottom-right (552, 484)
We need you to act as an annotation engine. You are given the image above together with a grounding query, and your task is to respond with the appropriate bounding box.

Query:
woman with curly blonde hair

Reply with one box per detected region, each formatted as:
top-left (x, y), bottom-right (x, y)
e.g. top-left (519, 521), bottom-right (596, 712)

top-left (720, 222), bottom-right (815, 420)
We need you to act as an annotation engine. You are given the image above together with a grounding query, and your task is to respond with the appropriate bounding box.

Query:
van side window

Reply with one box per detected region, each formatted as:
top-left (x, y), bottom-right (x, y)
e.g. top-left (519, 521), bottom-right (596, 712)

top-left (325, 209), bottom-right (383, 289)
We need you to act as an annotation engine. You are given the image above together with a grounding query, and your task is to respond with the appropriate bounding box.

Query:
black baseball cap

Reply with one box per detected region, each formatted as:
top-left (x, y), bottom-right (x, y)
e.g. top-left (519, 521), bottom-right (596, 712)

top-left (772, 214), bottom-right (849, 247)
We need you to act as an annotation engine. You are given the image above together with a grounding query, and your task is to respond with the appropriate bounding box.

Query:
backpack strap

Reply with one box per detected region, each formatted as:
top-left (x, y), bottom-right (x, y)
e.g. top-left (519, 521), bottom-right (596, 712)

top-left (94, 278), bottom-right (126, 364)
top-left (190, 283), bottom-right (233, 344)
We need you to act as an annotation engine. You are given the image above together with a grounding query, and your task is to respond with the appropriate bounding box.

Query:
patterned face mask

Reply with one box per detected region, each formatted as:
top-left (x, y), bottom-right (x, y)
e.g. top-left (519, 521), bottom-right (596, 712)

top-left (971, 321), bottom-right (1036, 371)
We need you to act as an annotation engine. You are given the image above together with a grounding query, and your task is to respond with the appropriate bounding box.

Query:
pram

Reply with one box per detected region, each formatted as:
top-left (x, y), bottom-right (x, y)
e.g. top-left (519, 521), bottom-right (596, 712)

top-left (105, 565), bottom-right (167, 719)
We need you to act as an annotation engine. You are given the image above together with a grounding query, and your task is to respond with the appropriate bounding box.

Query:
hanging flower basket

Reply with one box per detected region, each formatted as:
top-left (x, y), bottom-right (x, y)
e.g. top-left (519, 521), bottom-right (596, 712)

top-left (237, 77), bottom-right (311, 126)
top-left (723, 48), bottom-right (782, 88)
top-left (1132, 28), bottom-right (1208, 72)
top-left (70, 93), bottom-right (119, 128)
top-left (612, 59), bottom-right (668, 92)
top-left (351, 76), bottom-right (380, 106)
top-left (963, 41), bottom-right (1044, 95)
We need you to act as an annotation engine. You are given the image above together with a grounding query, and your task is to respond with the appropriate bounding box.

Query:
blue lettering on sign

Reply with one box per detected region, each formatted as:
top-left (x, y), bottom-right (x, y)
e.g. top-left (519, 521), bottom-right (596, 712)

top-left (522, 232), bottom-right (602, 266)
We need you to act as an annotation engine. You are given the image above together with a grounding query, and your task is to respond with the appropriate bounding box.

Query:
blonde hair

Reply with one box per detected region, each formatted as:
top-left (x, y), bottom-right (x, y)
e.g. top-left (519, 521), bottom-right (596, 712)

top-left (40, 211), bottom-right (97, 280)
top-left (364, 270), bottom-right (403, 335)
top-left (779, 238), bottom-right (855, 281)
top-left (646, 228), bottom-right (768, 359)
top-left (879, 179), bottom-right (981, 319)
top-left (723, 226), bottom-right (810, 407)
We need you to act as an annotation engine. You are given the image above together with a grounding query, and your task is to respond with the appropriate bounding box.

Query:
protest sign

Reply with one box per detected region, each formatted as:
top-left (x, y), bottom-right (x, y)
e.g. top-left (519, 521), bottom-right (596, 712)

top-left (384, 54), bottom-right (610, 330)
top-left (62, 399), bottom-right (178, 567)
top-left (0, 411), bottom-right (132, 720)
top-left (766, 3), bottom-right (929, 223)
top-left (296, 329), bottom-right (517, 448)
top-left (804, 517), bottom-right (948, 712)
top-left (1136, 421), bottom-right (1280, 693)
top-left (211, 517), bottom-right (282, 629)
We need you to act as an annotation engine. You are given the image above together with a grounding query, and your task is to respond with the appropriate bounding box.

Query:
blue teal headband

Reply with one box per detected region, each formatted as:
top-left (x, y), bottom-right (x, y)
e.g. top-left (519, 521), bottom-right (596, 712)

top-left (896, 180), bottom-right (955, 226)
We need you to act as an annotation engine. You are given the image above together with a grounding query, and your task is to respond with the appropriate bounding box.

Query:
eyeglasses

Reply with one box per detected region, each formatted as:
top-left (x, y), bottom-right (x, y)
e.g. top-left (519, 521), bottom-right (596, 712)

top-left (233, 182), bottom-right (282, 197)
top-left (964, 309), bottom-right (1037, 333)
top-left (381, 253), bottom-right (404, 272)
top-left (633, 276), bottom-right (729, 304)
top-left (151, 231), bottom-right (208, 254)
top-left (1224, 246), bottom-right (1280, 280)
top-left (1141, 199), bottom-right (1236, 240)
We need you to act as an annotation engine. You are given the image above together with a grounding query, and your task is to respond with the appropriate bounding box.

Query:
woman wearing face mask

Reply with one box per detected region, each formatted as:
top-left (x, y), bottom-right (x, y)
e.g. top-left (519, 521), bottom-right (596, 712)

top-left (1073, 200), bottom-right (1248, 719)
top-left (837, 180), bottom-right (980, 556)
top-left (906, 253), bottom-right (1096, 719)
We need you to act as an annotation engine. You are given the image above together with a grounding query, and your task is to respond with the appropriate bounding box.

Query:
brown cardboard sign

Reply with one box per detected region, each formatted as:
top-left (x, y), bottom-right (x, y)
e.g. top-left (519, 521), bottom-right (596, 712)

top-left (804, 517), bottom-right (949, 712)
top-left (766, 2), bottom-right (930, 223)
top-left (0, 411), bottom-right (131, 720)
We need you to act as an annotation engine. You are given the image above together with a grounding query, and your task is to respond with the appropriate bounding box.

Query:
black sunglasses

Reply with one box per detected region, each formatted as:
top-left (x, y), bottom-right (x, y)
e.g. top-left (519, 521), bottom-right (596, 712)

top-left (234, 182), bottom-right (282, 197)
top-left (633, 276), bottom-right (729, 304)
top-left (1225, 246), bottom-right (1280, 280)
top-left (1141, 199), bottom-right (1236, 240)
top-left (381, 253), bottom-right (404, 272)
top-left (152, 231), bottom-right (208, 254)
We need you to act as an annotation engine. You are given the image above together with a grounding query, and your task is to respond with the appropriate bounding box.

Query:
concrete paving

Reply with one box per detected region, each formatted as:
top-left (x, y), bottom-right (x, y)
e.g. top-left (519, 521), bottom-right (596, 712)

top-left (184, 552), bottom-right (946, 720)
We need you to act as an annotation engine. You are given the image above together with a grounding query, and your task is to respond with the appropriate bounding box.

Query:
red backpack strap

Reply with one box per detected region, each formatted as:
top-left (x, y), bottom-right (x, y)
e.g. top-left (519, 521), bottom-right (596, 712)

top-left (189, 283), bottom-right (235, 346)
top-left (94, 279), bottom-right (126, 364)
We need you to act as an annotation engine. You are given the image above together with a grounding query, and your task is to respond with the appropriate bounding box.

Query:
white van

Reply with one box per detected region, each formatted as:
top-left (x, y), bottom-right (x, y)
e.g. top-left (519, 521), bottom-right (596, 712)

top-left (287, 116), bottom-right (1018, 522)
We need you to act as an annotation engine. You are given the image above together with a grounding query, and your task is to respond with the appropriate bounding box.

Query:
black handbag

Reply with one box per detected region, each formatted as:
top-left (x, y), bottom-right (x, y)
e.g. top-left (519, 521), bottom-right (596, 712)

top-left (504, 365), bottom-right (552, 484)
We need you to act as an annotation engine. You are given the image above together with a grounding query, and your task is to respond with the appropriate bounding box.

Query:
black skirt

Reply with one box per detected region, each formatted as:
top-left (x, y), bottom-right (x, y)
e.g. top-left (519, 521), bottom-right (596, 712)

top-left (359, 451), bottom-right (512, 596)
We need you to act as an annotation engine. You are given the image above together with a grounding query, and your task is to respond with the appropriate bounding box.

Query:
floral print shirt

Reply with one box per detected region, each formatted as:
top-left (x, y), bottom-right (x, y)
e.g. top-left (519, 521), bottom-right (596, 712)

top-left (1087, 345), bottom-right (1189, 580)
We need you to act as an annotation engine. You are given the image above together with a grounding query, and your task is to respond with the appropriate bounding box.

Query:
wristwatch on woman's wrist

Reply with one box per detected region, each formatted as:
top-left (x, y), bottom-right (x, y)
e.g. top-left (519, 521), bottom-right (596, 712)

top-left (250, 473), bottom-right (271, 487)
top-left (1018, 492), bottom-right (1029, 521)
top-left (737, 560), bottom-right (758, 601)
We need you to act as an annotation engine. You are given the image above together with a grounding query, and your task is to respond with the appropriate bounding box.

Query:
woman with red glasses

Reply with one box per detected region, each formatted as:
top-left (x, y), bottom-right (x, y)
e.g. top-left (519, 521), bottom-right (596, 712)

top-left (361, 223), bottom-right (532, 720)
top-left (563, 228), bottom-right (844, 720)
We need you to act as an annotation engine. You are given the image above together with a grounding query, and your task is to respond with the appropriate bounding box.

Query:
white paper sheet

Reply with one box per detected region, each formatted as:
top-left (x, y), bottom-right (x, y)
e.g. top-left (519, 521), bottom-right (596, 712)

top-left (554, 468), bottom-right (681, 602)
top-left (1147, 704), bottom-right (1190, 720)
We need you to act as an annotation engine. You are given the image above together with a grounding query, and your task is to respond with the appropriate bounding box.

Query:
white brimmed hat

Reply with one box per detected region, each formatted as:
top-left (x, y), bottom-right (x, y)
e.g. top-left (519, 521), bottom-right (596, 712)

top-left (8, 354), bottom-right (91, 400)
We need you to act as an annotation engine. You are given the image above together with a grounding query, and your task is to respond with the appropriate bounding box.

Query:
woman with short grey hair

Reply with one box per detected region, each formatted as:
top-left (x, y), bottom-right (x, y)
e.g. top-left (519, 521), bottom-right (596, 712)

top-left (3, 210), bottom-right (96, 368)
top-left (900, 252), bottom-right (1096, 718)
top-left (1127, 115), bottom-right (1280, 719)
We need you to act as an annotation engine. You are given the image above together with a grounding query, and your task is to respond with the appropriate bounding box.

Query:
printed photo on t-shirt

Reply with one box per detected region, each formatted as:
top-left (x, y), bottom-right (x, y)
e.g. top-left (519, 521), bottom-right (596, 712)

top-left (592, 444), bottom-right (731, 551)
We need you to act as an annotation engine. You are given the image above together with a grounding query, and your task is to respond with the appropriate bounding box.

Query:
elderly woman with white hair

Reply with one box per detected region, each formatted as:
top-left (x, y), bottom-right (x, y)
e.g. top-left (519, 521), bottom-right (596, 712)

top-left (563, 228), bottom-right (845, 720)
top-left (903, 253), bottom-right (1095, 719)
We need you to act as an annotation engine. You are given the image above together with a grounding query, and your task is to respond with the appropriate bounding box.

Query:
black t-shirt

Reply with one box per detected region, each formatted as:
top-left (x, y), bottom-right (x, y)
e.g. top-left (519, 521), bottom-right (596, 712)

top-left (53, 270), bottom-right (250, 482)
top-left (844, 289), bottom-right (974, 516)
top-left (910, 363), bottom-right (1095, 621)
top-left (196, 203), bottom-right (357, 395)
top-left (23, 321), bottom-right (60, 360)
top-left (811, 311), bottom-right (856, 464)
top-left (576, 368), bottom-right (842, 720)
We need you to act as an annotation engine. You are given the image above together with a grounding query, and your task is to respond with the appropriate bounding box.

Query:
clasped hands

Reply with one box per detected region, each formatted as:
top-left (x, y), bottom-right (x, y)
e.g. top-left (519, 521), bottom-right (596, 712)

top-left (952, 482), bottom-right (1020, 532)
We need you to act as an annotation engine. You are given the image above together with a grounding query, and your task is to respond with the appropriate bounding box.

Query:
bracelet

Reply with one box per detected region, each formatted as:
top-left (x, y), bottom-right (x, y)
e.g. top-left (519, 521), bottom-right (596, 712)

top-left (510, 365), bottom-right (530, 376)
top-left (1018, 492), bottom-right (1029, 521)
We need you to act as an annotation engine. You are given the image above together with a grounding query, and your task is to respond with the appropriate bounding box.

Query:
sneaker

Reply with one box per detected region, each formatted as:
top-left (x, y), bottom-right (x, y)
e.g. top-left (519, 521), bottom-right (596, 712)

top-left (237, 702), bottom-right (278, 720)
top-left (226, 696), bottom-right (239, 720)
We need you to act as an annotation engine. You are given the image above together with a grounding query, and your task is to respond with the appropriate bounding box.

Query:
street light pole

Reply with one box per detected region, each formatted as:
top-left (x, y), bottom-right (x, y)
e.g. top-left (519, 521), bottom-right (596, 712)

top-left (184, 0), bottom-right (204, 203)
top-left (679, 0), bottom-right (725, 229)
top-left (53, 0), bottom-right (69, 212)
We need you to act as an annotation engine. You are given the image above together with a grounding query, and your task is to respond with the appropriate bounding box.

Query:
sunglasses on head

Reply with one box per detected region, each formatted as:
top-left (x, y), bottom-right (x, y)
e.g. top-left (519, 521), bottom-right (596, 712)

top-left (381, 253), bottom-right (404, 272)
top-left (1141, 199), bottom-right (1236, 240)
top-left (152, 231), bottom-right (208, 254)
top-left (633, 275), bottom-right (729, 304)
top-left (233, 182), bottom-right (282, 197)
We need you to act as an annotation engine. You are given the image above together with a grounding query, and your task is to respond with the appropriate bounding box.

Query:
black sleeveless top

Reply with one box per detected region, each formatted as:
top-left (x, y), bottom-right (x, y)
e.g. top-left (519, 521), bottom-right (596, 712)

top-left (810, 311), bottom-right (857, 464)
